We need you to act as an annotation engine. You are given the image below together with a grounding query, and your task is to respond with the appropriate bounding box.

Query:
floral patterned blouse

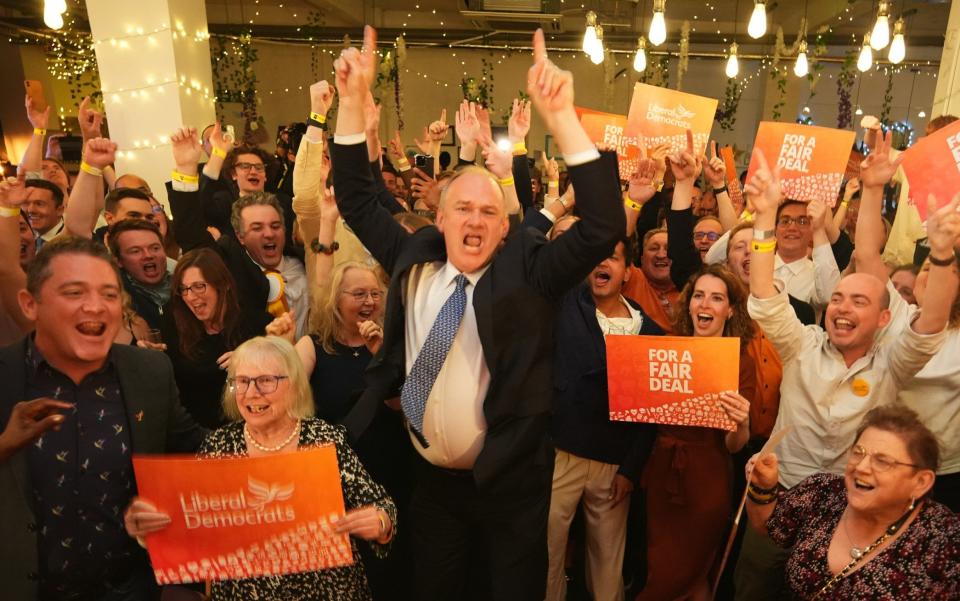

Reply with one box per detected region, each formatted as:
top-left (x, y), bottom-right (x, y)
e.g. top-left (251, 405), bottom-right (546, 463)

top-left (198, 418), bottom-right (397, 601)
top-left (767, 473), bottom-right (960, 600)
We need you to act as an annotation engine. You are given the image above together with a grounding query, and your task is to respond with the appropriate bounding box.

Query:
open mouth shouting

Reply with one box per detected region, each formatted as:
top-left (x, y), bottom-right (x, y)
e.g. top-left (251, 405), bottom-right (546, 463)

top-left (142, 260), bottom-right (161, 279)
top-left (76, 320), bottom-right (108, 337)
top-left (852, 478), bottom-right (875, 492)
top-left (463, 234), bottom-right (483, 252)
top-left (245, 174), bottom-right (263, 189)
top-left (695, 312), bottom-right (715, 328)
top-left (833, 316), bottom-right (856, 332)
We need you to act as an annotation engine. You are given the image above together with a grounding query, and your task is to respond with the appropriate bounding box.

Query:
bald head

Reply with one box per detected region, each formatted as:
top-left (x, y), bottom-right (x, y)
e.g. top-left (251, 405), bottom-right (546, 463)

top-left (440, 167), bottom-right (507, 212)
top-left (839, 272), bottom-right (890, 309)
top-left (115, 174), bottom-right (151, 194)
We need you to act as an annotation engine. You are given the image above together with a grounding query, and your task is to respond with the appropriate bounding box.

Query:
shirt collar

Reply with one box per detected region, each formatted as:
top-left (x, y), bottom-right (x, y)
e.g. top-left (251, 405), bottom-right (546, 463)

top-left (439, 261), bottom-right (490, 288)
top-left (26, 333), bottom-right (115, 378)
top-left (39, 219), bottom-right (65, 242)
top-left (775, 254), bottom-right (811, 275)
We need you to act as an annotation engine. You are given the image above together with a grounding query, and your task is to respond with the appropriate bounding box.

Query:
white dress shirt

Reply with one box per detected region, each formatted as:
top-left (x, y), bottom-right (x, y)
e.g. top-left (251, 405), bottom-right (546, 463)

top-left (748, 285), bottom-right (947, 488)
top-left (773, 248), bottom-right (839, 310)
top-left (596, 297), bottom-right (643, 335)
top-left (404, 260), bottom-right (491, 469)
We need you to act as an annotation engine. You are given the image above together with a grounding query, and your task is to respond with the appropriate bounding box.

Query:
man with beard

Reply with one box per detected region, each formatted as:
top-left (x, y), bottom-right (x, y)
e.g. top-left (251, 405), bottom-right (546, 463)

top-left (733, 149), bottom-right (959, 601)
top-left (166, 128), bottom-right (310, 338)
top-left (0, 236), bottom-right (204, 600)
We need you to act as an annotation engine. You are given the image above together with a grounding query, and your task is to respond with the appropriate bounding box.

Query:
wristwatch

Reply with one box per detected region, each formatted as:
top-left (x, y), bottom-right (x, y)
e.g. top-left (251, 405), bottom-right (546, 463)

top-left (310, 239), bottom-right (340, 255)
top-left (753, 229), bottom-right (776, 241)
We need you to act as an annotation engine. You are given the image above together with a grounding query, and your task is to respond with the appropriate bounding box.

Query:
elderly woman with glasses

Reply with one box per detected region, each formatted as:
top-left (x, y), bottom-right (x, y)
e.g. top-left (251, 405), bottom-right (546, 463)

top-left (124, 335), bottom-right (397, 600)
top-left (746, 405), bottom-right (960, 600)
top-left (158, 248), bottom-right (273, 428)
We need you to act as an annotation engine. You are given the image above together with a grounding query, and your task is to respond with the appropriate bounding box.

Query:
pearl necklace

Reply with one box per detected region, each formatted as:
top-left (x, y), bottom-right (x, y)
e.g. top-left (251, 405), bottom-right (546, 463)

top-left (244, 419), bottom-right (301, 453)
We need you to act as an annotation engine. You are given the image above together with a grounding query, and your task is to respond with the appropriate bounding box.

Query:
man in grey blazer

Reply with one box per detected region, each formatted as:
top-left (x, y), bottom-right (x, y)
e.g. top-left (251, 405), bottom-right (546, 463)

top-left (0, 236), bottom-right (205, 601)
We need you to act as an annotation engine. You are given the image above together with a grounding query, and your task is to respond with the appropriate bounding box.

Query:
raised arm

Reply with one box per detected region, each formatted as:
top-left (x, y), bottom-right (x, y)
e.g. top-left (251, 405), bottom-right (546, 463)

top-left (745, 151), bottom-right (782, 300)
top-left (666, 130), bottom-right (704, 288)
top-left (331, 26), bottom-right (410, 275)
top-left (624, 158), bottom-right (658, 238)
top-left (19, 94), bottom-right (50, 177)
top-left (508, 98), bottom-right (534, 213)
top-left (0, 175), bottom-right (33, 337)
top-left (63, 138), bottom-right (116, 238)
top-left (167, 127), bottom-right (217, 252)
top-left (911, 195), bottom-right (960, 334)
top-left (745, 453), bottom-right (780, 535)
top-left (480, 138), bottom-right (521, 216)
top-left (704, 141), bottom-right (737, 231)
top-left (293, 80), bottom-right (334, 250)
top-left (455, 100), bottom-right (481, 165)
top-left (806, 197), bottom-right (842, 307)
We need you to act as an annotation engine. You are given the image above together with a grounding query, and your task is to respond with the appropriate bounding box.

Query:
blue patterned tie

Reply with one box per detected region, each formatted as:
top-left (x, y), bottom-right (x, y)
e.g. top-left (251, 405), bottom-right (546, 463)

top-left (401, 274), bottom-right (469, 448)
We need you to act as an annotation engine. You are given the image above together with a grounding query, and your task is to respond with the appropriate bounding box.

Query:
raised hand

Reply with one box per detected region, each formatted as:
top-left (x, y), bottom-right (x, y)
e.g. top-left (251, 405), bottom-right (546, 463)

top-left (475, 105), bottom-right (493, 146)
top-left (0, 173), bottom-right (29, 209)
top-left (668, 130), bottom-right (703, 182)
top-left (319, 186), bottom-right (339, 222)
top-left (83, 138), bottom-right (117, 170)
top-left (627, 158), bottom-right (659, 205)
top-left (508, 98), bottom-right (532, 143)
top-left (414, 109), bottom-right (448, 154)
top-left (649, 142), bottom-right (672, 180)
top-left (743, 150), bottom-right (782, 217)
top-left (387, 131), bottom-right (406, 165)
top-left (747, 452), bottom-right (779, 490)
top-left (859, 130), bottom-right (903, 189)
top-left (455, 100), bottom-right (481, 147)
top-left (703, 141), bottom-right (727, 189)
top-left (925, 193), bottom-right (960, 258)
top-left (78, 96), bottom-right (103, 140)
top-left (526, 29), bottom-right (574, 118)
top-left (542, 151), bottom-right (559, 181)
top-left (208, 122), bottom-right (233, 156)
top-left (170, 127), bottom-right (202, 175)
top-left (410, 168), bottom-right (441, 210)
top-left (333, 26), bottom-right (378, 101)
top-left (843, 177), bottom-right (861, 201)
top-left (25, 94), bottom-right (50, 129)
top-left (480, 139), bottom-right (512, 180)
top-left (310, 80), bottom-right (335, 117)
top-left (806, 197), bottom-right (828, 231)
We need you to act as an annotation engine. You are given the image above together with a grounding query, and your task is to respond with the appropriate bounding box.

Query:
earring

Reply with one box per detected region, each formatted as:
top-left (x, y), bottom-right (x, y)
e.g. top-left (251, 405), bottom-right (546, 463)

top-left (908, 497), bottom-right (916, 512)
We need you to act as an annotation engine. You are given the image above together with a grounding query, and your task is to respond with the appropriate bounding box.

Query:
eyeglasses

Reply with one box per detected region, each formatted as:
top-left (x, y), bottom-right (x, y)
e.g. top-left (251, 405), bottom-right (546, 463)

top-left (235, 162), bottom-right (266, 173)
top-left (177, 282), bottom-right (208, 297)
top-left (848, 444), bottom-right (921, 473)
top-left (777, 215), bottom-right (811, 228)
top-left (228, 375), bottom-right (289, 395)
top-left (341, 289), bottom-right (384, 302)
top-left (694, 231), bottom-right (721, 242)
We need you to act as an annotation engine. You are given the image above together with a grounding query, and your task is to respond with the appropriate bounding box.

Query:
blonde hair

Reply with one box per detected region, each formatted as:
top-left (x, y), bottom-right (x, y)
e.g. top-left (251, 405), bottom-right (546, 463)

top-left (311, 262), bottom-right (385, 355)
top-left (222, 336), bottom-right (315, 421)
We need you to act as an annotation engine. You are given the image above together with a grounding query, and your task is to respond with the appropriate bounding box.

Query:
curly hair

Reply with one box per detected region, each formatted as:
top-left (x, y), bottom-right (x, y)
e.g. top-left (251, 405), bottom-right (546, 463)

top-left (673, 263), bottom-right (755, 343)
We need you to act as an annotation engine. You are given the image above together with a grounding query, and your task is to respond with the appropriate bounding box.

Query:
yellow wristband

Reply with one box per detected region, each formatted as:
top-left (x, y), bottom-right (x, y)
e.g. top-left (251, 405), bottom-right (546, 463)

top-left (512, 142), bottom-right (527, 156)
top-left (80, 161), bottom-right (103, 176)
top-left (624, 198), bottom-right (643, 212)
top-left (548, 180), bottom-right (559, 188)
top-left (751, 239), bottom-right (777, 253)
top-left (310, 112), bottom-right (327, 124)
top-left (841, 200), bottom-right (850, 208)
top-left (499, 176), bottom-right (515, 187)
top-left (33, 128), bottom-right (46, 136)
top-left (0, 206), bottom-right (20, 218)
top-left (171, 170), bottom-right (199, 184)
top-left (212, 146), bottom-right (227, 159)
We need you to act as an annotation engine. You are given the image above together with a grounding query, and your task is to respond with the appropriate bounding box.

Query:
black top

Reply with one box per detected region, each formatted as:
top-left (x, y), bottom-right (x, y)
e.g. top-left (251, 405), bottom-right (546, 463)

top-left (310, 337), bottom-right (373, 423)
top-left (160, 308), bottom-right (273, 429)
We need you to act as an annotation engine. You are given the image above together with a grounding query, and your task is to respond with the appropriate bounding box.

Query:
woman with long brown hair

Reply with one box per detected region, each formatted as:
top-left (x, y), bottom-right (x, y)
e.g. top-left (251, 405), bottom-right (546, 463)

top-left (161, 248), bottom-right (272, 427)
top-left (636, 263), bottom-right (759, 601)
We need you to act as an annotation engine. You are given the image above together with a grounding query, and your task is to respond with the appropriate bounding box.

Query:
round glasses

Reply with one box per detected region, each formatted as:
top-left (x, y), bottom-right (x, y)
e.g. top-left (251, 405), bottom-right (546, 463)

top-left (848, 444), bottom-right (920, 473)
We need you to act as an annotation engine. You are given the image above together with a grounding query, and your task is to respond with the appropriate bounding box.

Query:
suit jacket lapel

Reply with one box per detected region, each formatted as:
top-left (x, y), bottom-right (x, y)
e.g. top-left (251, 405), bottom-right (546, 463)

top-left (473, 270), bottom-right (496, 368)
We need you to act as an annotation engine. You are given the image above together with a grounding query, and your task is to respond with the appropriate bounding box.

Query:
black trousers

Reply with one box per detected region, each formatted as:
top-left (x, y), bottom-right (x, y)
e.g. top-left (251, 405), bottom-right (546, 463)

top-left (410, 458), bottom-right (551, 601)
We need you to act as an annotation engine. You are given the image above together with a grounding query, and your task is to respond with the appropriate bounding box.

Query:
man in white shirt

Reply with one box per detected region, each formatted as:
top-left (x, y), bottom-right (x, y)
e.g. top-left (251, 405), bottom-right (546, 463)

top-left (332, 27), bottom-right (624, 601)
top-left (733, 145), bottom-right (959, 601)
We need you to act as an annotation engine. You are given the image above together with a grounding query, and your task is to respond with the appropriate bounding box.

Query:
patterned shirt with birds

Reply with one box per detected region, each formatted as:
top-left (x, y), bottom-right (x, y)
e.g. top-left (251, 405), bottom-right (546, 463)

top-left (25, 338), bottom-right (142, 594)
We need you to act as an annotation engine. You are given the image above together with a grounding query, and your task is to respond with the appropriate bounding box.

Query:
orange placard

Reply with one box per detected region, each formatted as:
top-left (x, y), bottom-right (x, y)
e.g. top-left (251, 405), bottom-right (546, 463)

top-left (747, 122), bottom-right (856, 206)
top-left (607, 335), bottom-right (740, 431)
top-left (625, 83), bottom-right (718, 156)
top-left (900, 118), bottom-right (960, 221)
top-left (133, 445), bottom-right (352, 584)
top-left (576, 107), bottom-right (642, 178)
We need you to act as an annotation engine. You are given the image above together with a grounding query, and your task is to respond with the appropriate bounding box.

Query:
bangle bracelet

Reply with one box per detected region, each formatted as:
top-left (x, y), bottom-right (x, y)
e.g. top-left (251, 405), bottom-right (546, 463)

top-left (309, 112), bottom-right (327, 124)
top-left (0, 206), bottom-right (20, 218)
top-left (751, 239), bottom-right (777, 254)
top-left (556, 196), bottom-right (568, 210)
top-left (747, 489), bottom-right (778, 505)
top-left (928, 253), bottom-right (958, 267)
top-left (171, 170), bottom-right (199, 184)
top-left (33, 128), bottom-right (46, 136)
top-left (80, 161), bottom-right (103, 177)
top-left (212, 147), bottom-right (227, 159)
top-left (499, 176), bottom-right (515, 187)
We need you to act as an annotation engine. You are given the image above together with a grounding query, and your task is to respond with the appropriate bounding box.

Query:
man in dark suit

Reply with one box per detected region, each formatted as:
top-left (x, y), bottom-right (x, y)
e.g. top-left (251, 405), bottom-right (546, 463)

top-left (0, 236), bottom-right (205, 601)
top-left (332, 27), bottom-right (624, 600)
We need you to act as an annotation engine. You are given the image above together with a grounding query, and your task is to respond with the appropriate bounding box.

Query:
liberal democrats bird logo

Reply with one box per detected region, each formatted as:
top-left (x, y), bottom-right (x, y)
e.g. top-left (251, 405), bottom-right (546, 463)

top-left (673, 104), bottom-right (696, 119)
top-left (247, 476), bottom-right (294, 510)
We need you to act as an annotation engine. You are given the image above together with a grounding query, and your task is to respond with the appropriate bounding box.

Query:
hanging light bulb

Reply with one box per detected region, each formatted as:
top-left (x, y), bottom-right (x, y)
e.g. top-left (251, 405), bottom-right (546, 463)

top-left (888, 17), bottom-right (906, 64)
top-left (748, 1), bottom-right (767, 39)
top-left (633, 36), bottom-right (648, 72)
top-left (43, 5), bottom-right (64, 29)
top-left (649, 0), bottom-right (667, 46)
top-left (855, 107), bottom-right (864, 116)
top-left (725, 42), bottom-right (739, 78)
top-left (858, 33), bottom-right (873, 72)
top-left (794, 39), bottom-right (809, 77)
top-left (590, 25), bottom-right (605, 64)
top-left (870, 1), bottom-right (890, 50)
top-left (582, 11), bottom-right (599, 54)
top-left (45, 0), bottom-right (67, 14)
top-left (918, 110), bottom-right (927, 118)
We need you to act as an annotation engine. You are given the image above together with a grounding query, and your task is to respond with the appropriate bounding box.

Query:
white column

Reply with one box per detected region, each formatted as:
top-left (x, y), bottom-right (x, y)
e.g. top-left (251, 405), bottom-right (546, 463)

top-left (932, 0), bottom-right (960, 118)
top-left (87, 0), bottom-right (216, 206)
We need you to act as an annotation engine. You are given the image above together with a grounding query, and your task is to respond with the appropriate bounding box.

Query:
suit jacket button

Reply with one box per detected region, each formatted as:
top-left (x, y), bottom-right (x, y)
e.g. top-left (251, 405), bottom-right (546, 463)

top-left (27, 522), bottom-right (37, 533)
